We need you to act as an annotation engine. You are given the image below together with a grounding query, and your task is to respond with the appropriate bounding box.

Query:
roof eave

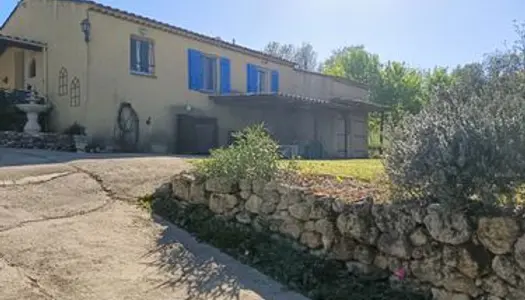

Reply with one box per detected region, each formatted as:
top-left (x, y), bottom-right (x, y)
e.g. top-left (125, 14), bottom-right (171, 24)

top-left (209, 93), bottom-right (384, 112)
top-left (87, 4), bottom-right (296, 67)
top-left (0, 34), bottom-right (46, 49)
top-left (0, 1), bottom-right (22, 31)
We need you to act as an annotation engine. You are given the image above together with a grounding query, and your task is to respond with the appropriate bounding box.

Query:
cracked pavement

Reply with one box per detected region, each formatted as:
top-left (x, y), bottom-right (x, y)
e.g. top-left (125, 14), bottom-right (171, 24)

top-left (0, 148), bottom-right (308, 300)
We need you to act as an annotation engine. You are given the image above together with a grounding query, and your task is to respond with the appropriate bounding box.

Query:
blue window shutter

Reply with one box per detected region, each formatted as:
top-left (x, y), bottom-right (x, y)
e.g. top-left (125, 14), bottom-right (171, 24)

top-left (188, 49), bottom-right (203, 90)
top-left (246, 64), bottom-right (257, 93)
top-left (271, 70), bottom-right (279, 93)
top-left (220, 57), bottom-right (231, 94)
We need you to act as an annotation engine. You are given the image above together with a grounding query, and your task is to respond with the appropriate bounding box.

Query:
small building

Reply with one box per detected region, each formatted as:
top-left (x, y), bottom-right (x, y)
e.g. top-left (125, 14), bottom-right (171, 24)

top-left (0, 0), bottom-right (381, 158)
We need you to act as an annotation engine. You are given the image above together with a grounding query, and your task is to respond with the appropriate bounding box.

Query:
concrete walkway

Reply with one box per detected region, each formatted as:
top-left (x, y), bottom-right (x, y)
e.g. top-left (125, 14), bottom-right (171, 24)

top-left (0, 147), bottom-right (308, 300)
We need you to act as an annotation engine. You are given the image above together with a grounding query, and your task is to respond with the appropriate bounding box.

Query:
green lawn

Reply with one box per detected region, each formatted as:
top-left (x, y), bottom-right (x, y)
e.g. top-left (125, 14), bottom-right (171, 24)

top-left (294, 159), bottom-right (384, 182)
top-left (190, 158), bottom-right (385, 183)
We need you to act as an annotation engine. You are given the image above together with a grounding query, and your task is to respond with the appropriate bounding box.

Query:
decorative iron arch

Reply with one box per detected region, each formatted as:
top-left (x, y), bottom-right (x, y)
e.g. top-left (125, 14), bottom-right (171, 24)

top-left (114, 102), bottom-right (139, 152)
top-left (70, 77), bottom-right (80, 107)
top-left (58, 67), bottom-right (68, 96)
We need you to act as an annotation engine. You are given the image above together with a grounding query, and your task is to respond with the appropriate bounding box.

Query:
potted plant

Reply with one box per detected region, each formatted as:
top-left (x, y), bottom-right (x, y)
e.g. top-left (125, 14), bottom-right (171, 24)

top-left (64, 122), bottom-right (88, 152)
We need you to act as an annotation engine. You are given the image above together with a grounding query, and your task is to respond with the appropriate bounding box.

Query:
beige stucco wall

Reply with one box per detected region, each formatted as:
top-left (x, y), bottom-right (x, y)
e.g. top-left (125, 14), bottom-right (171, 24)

top-left (0, 48), bottom-right (16, 90)
top-left (1, 0), bottom-right (370, 157)
top-left (1, 0), bottom-right (90, 131)
top-left (84, 9), bottom-right (370, 155)
top-left (84, 9), bottom-right (301, 151)
top-left (285, 71), bottom-right (368, 100)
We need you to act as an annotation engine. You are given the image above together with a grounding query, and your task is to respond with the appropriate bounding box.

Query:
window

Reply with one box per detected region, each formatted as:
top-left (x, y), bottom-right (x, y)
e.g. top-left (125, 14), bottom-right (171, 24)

top-left (70, 77), bottom-right (80, 107)
top-left (256, 69), bottom-right (268, 93)
top-left (247, 64), bottom-right (278, 94)
top-left (188, 49), bottom-right (228, 93)
top-left (58, 67), bottom-right (68, 96)
top-left (28, 58), bottom-right (36, 78)
top-left (202, 55), bottom-right (217, 92)
top-left (130, 36), bottom-right (155, 75)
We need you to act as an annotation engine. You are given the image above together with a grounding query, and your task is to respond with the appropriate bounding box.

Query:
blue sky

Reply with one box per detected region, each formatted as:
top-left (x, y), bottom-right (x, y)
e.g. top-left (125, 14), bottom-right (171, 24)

top-left (1, 0), bottom-right (524, 69)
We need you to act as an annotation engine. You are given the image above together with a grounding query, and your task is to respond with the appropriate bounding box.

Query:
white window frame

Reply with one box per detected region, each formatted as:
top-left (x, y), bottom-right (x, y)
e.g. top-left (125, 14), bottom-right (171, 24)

top-left (201, 54), bottom-right (217, 92)
top-left (130, 36), bottom-right (155, 76)
top-left (256, 68), bottom-right (269, 93)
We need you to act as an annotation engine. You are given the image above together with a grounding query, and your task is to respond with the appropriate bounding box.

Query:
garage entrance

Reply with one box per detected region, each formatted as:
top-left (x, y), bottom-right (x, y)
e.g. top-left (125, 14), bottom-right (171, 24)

top-left (335, 115), bottom-right (349, 158)
top-left (176, 114), bottom-right (218, 154)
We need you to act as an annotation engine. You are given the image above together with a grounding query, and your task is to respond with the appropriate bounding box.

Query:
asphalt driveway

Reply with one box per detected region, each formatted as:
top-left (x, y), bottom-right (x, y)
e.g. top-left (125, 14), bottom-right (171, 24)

top-left (0, 147), bottom-right (307, 300)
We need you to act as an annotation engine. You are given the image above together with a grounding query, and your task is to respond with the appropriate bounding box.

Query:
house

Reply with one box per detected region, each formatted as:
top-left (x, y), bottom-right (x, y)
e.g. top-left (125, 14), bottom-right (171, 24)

top-left (0, 0), bottom-right (381, 158)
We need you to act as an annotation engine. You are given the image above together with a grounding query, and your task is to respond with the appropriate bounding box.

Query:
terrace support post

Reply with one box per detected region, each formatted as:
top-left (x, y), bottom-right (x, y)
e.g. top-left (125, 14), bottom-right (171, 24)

top-left (379, 112), bottom-right (385, 155)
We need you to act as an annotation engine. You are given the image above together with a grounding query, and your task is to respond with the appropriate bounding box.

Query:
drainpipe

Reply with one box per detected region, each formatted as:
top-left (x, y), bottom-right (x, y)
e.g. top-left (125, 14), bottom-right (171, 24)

top-left (344, 113), bottom-right (349, 158)
top-left (379, 111), bottom-right (385, 155)
top-left (83, 10), bottom-right (92, 129)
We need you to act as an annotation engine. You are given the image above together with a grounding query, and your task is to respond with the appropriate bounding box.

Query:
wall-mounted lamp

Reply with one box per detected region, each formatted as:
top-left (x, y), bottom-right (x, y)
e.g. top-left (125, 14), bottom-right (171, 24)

top-left (2, 76), bottom-right (7, 84)
top-left (81, 18), bottom-right (91, 43)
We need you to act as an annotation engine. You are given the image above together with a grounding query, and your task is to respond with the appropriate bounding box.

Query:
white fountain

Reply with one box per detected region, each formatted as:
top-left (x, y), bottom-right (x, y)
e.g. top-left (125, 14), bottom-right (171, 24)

top-left (16, 89), bottom-right (50, 134)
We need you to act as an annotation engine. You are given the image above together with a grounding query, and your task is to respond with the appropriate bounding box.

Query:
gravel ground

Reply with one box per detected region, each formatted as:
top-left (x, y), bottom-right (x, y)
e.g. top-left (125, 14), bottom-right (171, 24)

top-left (0, 147), bottom-right (307, 300)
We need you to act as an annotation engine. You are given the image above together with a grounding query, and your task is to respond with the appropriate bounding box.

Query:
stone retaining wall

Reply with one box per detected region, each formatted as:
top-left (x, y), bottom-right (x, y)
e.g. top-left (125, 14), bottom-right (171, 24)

top-left (169, 172), bottom-right (525, 300)
top-left (0, 131), bottom-right (74, 151)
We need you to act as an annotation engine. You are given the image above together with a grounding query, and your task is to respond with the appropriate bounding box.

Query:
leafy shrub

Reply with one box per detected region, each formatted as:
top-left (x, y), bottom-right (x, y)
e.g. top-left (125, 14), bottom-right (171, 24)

top-left (384, 88), bottom-right (525, 209)
top-left (195, 123), bottom-right (281, 183)
top-left (385, 23), bottom-right (525, 209)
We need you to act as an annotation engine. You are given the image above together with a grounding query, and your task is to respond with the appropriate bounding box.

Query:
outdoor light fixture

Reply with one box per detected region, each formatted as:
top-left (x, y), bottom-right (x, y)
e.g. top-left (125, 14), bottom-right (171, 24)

top-left (81, 18), bottom-right (91, 42)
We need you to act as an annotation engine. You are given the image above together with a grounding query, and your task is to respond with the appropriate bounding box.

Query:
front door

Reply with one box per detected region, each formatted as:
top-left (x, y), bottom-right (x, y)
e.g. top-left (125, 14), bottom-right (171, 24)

top-left (13, 51), bottom-right (24, 90)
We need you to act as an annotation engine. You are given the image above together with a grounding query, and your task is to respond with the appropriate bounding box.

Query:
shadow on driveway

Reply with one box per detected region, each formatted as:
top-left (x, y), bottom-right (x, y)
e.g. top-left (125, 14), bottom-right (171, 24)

top-left (145, 216), bottom-right (308, 300)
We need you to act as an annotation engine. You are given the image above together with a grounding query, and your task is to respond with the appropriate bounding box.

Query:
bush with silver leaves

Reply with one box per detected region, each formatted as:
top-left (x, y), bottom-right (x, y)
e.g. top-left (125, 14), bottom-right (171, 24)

top-left (384, 21), bottom-right (525, 209)
top-left (385, 70), bottom-right (525, 209)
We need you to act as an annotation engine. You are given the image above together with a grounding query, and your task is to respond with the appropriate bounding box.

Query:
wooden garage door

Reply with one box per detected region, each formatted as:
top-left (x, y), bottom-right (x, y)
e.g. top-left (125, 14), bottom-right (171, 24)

top-left (176, 114), bottom-right (218, 155)
top-left (350, 115), bottom-right (368, 158)
top-left (335, 115), bottom-right (347, 158)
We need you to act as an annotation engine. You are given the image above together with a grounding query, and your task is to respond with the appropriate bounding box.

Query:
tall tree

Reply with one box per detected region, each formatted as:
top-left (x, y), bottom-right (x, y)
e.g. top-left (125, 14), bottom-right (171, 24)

top-left (422, 66), bottom-right (455, 98)
top-left (263, 42), bottom-right (318, 71)
top-left (263, 42), bottom-right (296, 61)
top-left (294, 42), bottom-right (318, 71)
top-left (321, 46), bottom-right (381, 86)
top-left (451, 63), bottom-right (486, 97)
top-left (321, 46), bottom-right (424, 120)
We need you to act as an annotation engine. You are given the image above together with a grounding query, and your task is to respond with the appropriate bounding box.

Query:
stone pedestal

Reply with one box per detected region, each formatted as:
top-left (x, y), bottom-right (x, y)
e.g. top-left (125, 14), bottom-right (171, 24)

top-left (23, 111), bottom-right (41, 133)
top-left (16, 103), bottom-right (50, 134)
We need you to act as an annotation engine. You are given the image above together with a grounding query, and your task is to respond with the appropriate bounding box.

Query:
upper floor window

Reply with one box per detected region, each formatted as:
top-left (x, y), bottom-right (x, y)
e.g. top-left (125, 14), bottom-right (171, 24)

top-left (130, 36), bottom-right (155, 75)
top-left (247, 64), bottom-right (279, 94)
top-left (256, 69), bottom-right (268, 93)
top-left (188, 48), bottom-right (231, 94)
top-left (202, 55), bottom-right (217, 92)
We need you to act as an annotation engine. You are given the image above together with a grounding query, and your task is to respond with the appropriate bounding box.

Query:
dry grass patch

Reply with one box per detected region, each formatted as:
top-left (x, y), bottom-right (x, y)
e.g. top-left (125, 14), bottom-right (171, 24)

top-left (189, 158), bottom-right (388, 203)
